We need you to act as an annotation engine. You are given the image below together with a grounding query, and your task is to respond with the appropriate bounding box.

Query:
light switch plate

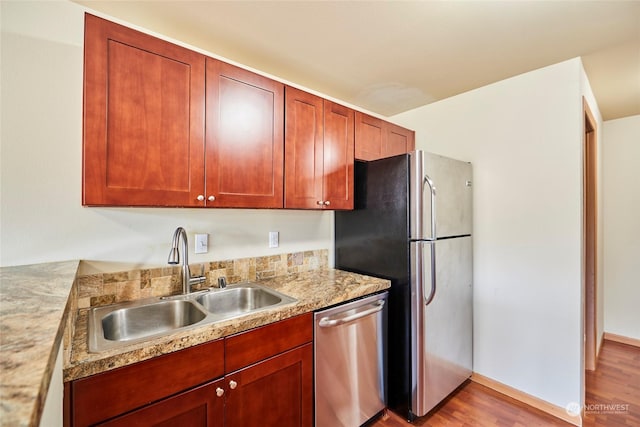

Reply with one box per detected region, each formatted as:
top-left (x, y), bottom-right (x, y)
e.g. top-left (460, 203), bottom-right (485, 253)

top-left (195, 233), bottom-right (208, 254)
top-left (269, 231), bottom-right (279, 248)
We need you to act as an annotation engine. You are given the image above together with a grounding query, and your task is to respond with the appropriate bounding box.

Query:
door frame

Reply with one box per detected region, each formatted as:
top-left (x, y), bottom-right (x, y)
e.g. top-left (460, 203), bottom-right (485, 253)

top-left (583, 98), bottom-right (598, 372)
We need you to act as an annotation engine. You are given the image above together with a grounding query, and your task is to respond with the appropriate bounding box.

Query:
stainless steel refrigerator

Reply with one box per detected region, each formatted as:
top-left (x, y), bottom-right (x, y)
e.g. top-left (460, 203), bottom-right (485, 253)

top-left (335, 150), bottom-right (472, 420)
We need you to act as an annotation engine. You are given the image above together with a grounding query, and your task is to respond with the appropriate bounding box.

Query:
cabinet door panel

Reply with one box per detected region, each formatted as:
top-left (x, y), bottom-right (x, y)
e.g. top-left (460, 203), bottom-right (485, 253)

top-left (83, 14), bottom-right (205, 206)
top-left (355, 112), bottom-right (415, 161)
top-left (284, 87), bottom-right (324, 209)
top-left (206, 59), bottom-right (284, 208)
top-left (226, 344), bottom-right (313, 427)
top-left (385, 123), bottom-right (415, 157)
top-left (322, 100), bottom-right (354, 210)
top-left (354, 112), bottom-right (384, 161)
top-left (98, 380), bottom-right (224, 427)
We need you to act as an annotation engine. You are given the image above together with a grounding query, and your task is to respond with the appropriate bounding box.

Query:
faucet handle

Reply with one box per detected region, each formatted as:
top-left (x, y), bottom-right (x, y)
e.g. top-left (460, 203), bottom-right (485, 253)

top-left (188, 264), bottom-right (207, 287)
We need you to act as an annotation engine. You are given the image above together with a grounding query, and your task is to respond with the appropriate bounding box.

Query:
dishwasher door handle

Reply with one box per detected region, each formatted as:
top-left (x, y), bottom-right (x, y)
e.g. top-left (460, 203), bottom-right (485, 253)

top-left (318, 300), bottom-right (385, 327)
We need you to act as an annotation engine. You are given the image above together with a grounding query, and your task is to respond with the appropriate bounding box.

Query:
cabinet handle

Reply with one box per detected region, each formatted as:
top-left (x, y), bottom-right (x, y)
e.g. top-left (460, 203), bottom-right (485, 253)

top-left (197, 195), bottom-right (205, 201)
top-left (324, 200), bottom-right (331, 206)
top-left (316, 200), bottom-right (324, 206)
top-left (229, 380), bottom-right (238, 390)
top-left (216, 387), bottom-right (224, 397)
top-left (208, 195), bottom-right (216, 202)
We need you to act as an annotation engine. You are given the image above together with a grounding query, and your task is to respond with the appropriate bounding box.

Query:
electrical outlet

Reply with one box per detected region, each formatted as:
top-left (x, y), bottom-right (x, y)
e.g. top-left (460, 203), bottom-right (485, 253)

top-left (269, 231), bottom-right (279, 248)
top-left (195, 233), bottom-right (208, 254)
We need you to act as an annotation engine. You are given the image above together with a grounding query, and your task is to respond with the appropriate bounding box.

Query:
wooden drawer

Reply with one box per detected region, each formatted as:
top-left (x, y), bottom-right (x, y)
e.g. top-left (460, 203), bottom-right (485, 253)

top-left (225, 313), bottom-right (313, 373)
top-left (70, 339), bottom-right (224, 427)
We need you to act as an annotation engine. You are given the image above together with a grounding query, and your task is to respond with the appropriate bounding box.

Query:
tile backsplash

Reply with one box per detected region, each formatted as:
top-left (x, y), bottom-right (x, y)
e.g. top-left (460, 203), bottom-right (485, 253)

top-left (76, 249), bottom-right (328, 309)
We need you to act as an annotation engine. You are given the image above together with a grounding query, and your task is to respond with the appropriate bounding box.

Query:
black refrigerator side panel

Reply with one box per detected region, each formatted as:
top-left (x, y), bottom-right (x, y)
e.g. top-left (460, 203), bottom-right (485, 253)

top-left (335, 157), bottom-right (410, 278)
top-left (335, 155), bottom-right (412, 416)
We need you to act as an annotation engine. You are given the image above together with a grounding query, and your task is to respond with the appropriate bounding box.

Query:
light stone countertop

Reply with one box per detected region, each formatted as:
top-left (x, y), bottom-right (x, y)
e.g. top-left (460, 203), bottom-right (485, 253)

top-left (0, 260), bottom-right (80, 427)
top-left (66, 268), bottom-right (390, 381)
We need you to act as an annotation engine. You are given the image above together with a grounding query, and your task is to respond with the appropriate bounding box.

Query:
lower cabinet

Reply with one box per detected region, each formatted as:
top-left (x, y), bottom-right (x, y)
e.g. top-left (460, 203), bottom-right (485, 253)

top-left (66, 314), bottom-right (313, 427)
top-left (226, 344), bottom-right (313, 427)
top-left (97, 380), bottom-right (225, 427)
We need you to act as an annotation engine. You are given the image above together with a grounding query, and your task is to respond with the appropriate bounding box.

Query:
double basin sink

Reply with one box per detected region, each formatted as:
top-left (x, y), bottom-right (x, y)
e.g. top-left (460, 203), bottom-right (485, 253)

top-left (88, 283), bottom-right (297, 352)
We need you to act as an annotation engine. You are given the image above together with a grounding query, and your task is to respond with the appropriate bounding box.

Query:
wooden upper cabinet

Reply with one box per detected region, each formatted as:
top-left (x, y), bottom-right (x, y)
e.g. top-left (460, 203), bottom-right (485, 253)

top-left (83, 15), bottom-right (284, 208)
top-left (323, 101), bottom-right (355, 210)
top-left (83, 14), bottom-right (206, 206)
top-left (386, 121), bottom-right (415, 157)
top-left (284, 87), bottom-right (354, 210)
top-left (205, 59), bottom-right (284, 208)
top-left (354, 112), bottom-right (384, 161)
top-left (354, 111), bottom-right (415, 161)
top-left (284, 88), bottom-right (324, 209)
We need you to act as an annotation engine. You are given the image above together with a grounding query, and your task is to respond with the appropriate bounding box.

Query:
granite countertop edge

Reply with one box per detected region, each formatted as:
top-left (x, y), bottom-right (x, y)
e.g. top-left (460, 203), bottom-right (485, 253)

top-left (65, 268), bottom-right (391, 381)
top-left (0, 260), bottom-right (81, 427)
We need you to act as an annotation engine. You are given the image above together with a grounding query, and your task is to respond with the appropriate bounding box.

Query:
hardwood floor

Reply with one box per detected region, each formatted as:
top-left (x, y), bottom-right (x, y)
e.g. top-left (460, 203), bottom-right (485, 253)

top-left (371, 339), bottom-right (639, 426)
top-left (583, 340), bottom-right (640, 426)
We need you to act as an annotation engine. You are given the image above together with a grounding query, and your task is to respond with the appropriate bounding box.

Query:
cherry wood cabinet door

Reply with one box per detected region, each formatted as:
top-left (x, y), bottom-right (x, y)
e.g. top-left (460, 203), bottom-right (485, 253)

top-left (83, 14), bottom-right (206, 206)
top-left (354, 112), bottom-right (384, 161)
top-left (284, 87), bottom-right (354, 210)
top-left (226, 344), bottom-right (313, 427)
top-left (385, 122), bottom-right (415, 157)
top-left (284, 86), bottom-right (324, 209)
top-left (354, 111), bottom-right (415, 161)
top-left (206, 59), bottom-right (284, 208)
top-left (97, 380), bottom-right (225, 427)
top-left (322, 100), bottom-right (354, 210)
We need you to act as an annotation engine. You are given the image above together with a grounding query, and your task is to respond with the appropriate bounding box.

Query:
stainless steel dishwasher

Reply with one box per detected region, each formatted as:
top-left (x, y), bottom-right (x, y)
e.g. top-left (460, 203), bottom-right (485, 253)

top-left (314, 291), bottom-right (388, 427)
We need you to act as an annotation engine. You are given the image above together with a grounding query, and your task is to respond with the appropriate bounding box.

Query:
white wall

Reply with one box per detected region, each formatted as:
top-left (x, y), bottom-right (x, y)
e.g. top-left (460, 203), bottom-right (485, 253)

top-left (0, 1), bottom-right (334, 271)
top-left (39, 345), bottom-right (63, 427)
top-left (392, 58), bottom-right (601, 410)
top-left (603, 115), bottom-right (640, 340)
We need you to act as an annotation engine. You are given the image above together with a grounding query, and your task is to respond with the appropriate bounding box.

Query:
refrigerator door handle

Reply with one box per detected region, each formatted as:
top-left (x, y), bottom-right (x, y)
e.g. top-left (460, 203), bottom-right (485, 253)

top-left (318, 300), bottom-right (385, 327)
top-left (423, 174), bottom-right (436, 239)
top-left (423, 243), bottom-right (437, 306)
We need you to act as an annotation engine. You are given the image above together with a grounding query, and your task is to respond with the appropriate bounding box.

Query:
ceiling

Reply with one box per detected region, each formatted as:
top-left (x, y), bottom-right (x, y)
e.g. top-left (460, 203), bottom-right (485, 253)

top-left (74, 0), bottom-right (640, 121)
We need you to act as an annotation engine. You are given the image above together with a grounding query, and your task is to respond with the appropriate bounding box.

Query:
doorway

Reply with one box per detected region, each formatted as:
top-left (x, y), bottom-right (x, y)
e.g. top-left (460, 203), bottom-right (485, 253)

top-left (583, 98), bottom-right (598, 372)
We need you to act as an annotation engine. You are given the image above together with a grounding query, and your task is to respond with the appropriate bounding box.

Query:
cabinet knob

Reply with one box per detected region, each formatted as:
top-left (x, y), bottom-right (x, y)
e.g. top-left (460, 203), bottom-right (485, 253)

top-left (229, 380), bottom-right (238, 390)
top-left (324, 200), bottom-right (331, 206)
top-left (216, 387), bottom-right (224, 397)
top-left (316, 200), bottom-right (324, 206)
top-left (208, 195), bottom-right (216, 202)
top-left (197, 195), bottom-right (205, 201)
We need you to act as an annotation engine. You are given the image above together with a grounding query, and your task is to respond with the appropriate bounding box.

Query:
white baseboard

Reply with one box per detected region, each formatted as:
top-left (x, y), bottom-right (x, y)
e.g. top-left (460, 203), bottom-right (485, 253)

top-left (470, 373), bottom-right (582, 426)
top-left (604, 332), bottom-right (640, 348)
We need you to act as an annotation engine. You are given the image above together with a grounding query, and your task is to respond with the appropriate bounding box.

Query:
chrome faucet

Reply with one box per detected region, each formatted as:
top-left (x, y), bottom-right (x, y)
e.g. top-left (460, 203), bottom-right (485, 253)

top-left (167, 227), bottom-right (206, 294)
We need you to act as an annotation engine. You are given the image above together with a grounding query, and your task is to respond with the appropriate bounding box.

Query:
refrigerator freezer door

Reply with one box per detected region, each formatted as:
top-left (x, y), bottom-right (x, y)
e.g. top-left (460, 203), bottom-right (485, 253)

top-left (411, 237), bottom-right (473, 417)
top-left (421, 152), bottom-right (473, 239)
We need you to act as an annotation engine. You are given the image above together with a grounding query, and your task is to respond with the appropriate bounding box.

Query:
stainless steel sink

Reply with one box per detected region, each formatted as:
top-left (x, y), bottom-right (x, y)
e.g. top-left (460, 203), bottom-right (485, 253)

top-left (102, 300), bottom-right (206, 341)
top-left (89, 299), bottom-right (207, 351)
top-left (196, 285), bottom-right (290, 317)
top-left (88, 283), bottom-right (297, 352)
